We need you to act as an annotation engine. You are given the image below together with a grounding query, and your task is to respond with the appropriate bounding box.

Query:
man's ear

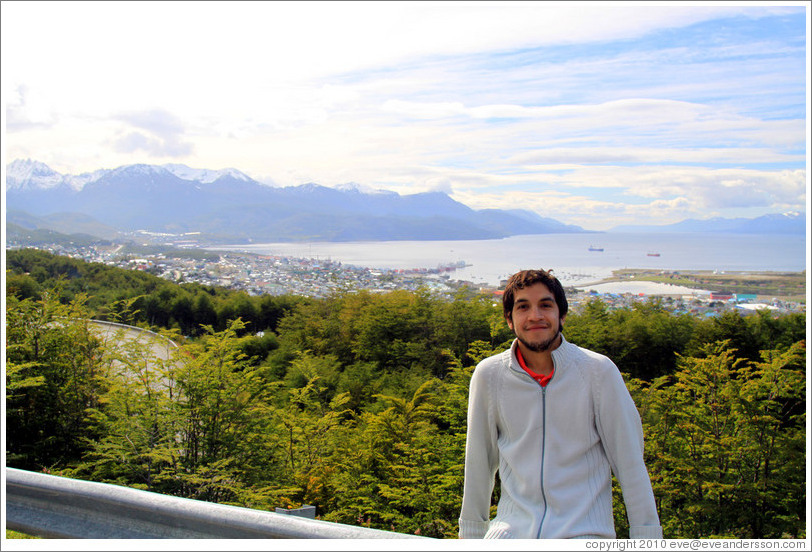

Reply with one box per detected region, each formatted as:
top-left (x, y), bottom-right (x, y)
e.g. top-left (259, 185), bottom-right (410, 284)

top-left (505, 312), bottom-right (514, 331)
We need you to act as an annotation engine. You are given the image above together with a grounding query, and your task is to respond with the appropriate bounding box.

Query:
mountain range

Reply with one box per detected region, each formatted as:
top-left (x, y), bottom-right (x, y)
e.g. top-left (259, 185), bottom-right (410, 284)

top-left (4, 159), bottom-right (585, 242)
top-left (5, 159), bottom-right (805, 243)
top-left (609, 212), bottom-right (806, 235)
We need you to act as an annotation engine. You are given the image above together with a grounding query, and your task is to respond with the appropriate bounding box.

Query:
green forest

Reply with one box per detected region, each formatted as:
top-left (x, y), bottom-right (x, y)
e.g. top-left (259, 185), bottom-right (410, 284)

top-left (5, 248), bottom-right (807, 539)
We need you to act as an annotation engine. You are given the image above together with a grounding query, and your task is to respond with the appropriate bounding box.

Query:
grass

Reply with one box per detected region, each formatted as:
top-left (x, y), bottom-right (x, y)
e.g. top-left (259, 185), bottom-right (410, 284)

top-left (6, 529), bottom-right (40, 539)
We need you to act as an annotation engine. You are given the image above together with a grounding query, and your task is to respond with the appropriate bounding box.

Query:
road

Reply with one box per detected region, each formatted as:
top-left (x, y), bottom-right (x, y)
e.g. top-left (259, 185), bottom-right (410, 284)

top-left (89, 320), bottom-right (178, 360)
top-left (88, 320), bottom-right (181, 388)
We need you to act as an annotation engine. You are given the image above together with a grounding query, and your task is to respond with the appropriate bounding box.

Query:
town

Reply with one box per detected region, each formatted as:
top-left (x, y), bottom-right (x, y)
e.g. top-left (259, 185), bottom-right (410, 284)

top-left (6, 238), bottom-right (806, 318)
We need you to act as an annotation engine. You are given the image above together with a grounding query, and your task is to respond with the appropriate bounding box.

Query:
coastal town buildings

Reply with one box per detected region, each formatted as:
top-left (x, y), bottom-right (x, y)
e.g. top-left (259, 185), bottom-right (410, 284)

top-left (6, 241), bottom-right (804, 316)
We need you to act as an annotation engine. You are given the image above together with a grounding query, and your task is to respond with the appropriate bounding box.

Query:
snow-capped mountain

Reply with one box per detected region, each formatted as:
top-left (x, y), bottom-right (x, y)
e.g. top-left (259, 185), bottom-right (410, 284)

top-left (161, 164), bottom-right (254, 184)
top-left (5, 159), bottom-right (255, 191)
top-left (334, 182), bottom-right (397, 196)
top-left (6, 159), bottom-right (68, 191)
top-left (5, 159), bottom-right (584, 242)
top-left (6, 160), bottom-right (803, 243)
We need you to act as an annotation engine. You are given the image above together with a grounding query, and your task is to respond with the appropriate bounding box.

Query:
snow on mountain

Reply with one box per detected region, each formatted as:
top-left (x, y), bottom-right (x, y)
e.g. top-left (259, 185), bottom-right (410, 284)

top-left (162, 163), bottom-right (254, 184)
top-left (108, 163), bottom-right (171, 178)
top-left (6, 160), bottom-right (257, 192)
top-left (6, 158), bottom-right (588, 241)
top-left (335, 182), bottom-right (396, 196)
top-left (5, 160), bottom-right (158, 192)
top-left (6, 159), bottom-right (65, 190)
top-left (64, 169), bottom-right (112, 191)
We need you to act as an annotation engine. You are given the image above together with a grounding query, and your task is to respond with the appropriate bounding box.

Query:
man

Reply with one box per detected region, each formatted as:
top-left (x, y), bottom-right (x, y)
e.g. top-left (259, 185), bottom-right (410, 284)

top-left (458, 269), bottom-right (662, 539)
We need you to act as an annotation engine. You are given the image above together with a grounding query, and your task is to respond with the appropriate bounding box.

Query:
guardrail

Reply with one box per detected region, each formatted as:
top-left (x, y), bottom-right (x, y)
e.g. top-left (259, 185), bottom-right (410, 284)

top-left (5, 468), bottom-right (429, 539)
top-left (88, 318), bottom-right (180, 348)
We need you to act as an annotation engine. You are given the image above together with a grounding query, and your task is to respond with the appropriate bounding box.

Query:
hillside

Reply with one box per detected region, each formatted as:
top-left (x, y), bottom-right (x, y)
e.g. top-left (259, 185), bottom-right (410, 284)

top-left (6, 160), bottom-right (586, 243)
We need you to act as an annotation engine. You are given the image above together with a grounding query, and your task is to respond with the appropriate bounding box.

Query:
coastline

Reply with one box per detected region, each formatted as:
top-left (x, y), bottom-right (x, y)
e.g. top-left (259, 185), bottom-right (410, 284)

top-left (574, 280), bottom-right (711, 296)
top-left (574, 268), bottom-right (806, 300)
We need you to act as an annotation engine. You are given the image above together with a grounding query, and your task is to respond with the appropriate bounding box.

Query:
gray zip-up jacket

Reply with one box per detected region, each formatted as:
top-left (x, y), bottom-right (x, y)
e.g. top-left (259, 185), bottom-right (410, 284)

top-left (458, 336), bottom-right (663, 539)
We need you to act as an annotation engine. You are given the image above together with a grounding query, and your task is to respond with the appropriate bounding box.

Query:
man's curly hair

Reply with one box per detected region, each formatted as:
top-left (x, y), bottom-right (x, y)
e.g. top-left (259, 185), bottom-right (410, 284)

top-left (502, 269), bottom-right (568, 323)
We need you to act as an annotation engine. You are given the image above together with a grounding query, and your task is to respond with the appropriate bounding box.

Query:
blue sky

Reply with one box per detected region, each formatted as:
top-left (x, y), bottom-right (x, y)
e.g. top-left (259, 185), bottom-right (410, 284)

top-left (2, 1), bottom-right (808, 230)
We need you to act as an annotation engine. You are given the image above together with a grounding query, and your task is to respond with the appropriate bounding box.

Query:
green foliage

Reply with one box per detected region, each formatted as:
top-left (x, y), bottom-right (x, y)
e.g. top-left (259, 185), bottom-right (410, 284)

top-left (566, 297), bottom-right (695, 380)
top-left (5, 251), bottom-right (806, 539)
top-left (6, 529), bottom-right (41, 539)
top-left (6, 248), bottom-right (305, 337)
top-left (75, 326), bottom-right (180, 491)
top-left (634, 341), bottom-right (806, 538)
top-left (5, 290), bottom-right (107, 469)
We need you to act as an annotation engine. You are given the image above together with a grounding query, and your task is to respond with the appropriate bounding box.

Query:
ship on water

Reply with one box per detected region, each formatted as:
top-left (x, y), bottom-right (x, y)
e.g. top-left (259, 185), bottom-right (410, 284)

top-left (588, 245), bottom-right (604, 252)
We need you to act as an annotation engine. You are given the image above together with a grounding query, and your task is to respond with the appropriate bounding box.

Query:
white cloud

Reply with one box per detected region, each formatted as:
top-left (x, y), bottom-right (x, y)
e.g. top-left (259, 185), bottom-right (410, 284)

top-left (510, 146), bottom-right (803, 166)
top-left (381, 100), bottom-right (468, 120)
top-left (4, 85), bottom-right (58, 131)
top-left (445, 164), bottom-right (807, 230)
top-left (2, 1), bottom-right (807, 229)
top-left (113, 132), bottom-right (194, 158)
top-left (2, 2), bottom-right (790, 112)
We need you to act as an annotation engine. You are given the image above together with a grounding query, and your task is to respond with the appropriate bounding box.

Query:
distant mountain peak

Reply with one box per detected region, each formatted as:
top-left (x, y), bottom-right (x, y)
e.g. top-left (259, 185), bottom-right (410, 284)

top-left (335, 182), bottom-right (395, 195)
top-left (161, 163), bottom-right (254, 184)
top-left (292, 182), bottom-right (331, 193)
top-left (6, 159), bottom-right (64, 190)
top-left (7, 158), bottom-right (59, 177)
top-left (110, 164), bottom-right (170, 177)
top-left (609, 212), bottom-right (804, 235)
top-left (6, 159), bottom-right (587, 242)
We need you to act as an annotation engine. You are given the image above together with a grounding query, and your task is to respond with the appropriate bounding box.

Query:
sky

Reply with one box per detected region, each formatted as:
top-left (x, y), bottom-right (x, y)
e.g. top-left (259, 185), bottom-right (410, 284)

top-left (2, 1), bottom-right (809, 231)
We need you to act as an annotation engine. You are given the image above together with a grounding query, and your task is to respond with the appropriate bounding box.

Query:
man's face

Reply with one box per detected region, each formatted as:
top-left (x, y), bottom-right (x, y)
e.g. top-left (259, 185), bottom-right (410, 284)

top-left (506, 282), bottom-right (564, 353)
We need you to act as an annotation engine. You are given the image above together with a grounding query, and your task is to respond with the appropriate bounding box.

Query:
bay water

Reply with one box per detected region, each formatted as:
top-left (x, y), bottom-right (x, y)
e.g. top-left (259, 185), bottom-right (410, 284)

top-left (216, 232), bottom-right (807, 289)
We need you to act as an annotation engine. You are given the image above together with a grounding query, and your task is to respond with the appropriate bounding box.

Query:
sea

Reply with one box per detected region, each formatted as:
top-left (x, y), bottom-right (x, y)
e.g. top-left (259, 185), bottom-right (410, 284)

top-left (215, 232), bottom-right (808, 294)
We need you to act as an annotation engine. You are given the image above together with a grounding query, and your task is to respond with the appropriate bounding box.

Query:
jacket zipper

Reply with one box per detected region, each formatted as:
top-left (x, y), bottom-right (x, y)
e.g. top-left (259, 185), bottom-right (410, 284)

top-left (537, 385), bottom-right (548, 538)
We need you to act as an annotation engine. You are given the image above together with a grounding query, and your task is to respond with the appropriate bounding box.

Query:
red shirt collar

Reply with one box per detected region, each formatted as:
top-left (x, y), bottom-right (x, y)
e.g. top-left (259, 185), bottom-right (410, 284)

top-left (516, 346), bottom-right (554, 387)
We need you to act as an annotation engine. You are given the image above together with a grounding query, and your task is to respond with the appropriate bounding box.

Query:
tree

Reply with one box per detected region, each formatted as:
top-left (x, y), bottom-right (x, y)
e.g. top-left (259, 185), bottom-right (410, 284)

top-left (6, 256), bottom-right (807, 539)
top-left (637, 340), bottom-right (806, 538)
top-left (6, 290), bottom-right (107, 469)
top-left (170, 291), bottom-right (195, 335)
top-left (566, 298), bottom-right (695, 380)
top-left (191, 291), bottom-right (218, 332)
top-left (434, 290), bottom-right (496, 361)
top-left (168, 319), bottom-right (266, 502)
top-left (351, 288), bottom-right (445, 376)
top-left (269, 370), bottom-right (354, 513)
top-left (72, 326), bottom-right (180, 492)
top-left (688, 311), bottom-right (759, 361)
top-left (730, 341), bottom-right (806, 538)
top-left (325, 379), bottom-right (459, 537)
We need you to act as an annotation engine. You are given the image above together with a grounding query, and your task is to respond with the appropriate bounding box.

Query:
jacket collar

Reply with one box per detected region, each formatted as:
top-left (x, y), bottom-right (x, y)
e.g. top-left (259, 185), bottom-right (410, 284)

top-left (508, 334), bottom-right (571, 376)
